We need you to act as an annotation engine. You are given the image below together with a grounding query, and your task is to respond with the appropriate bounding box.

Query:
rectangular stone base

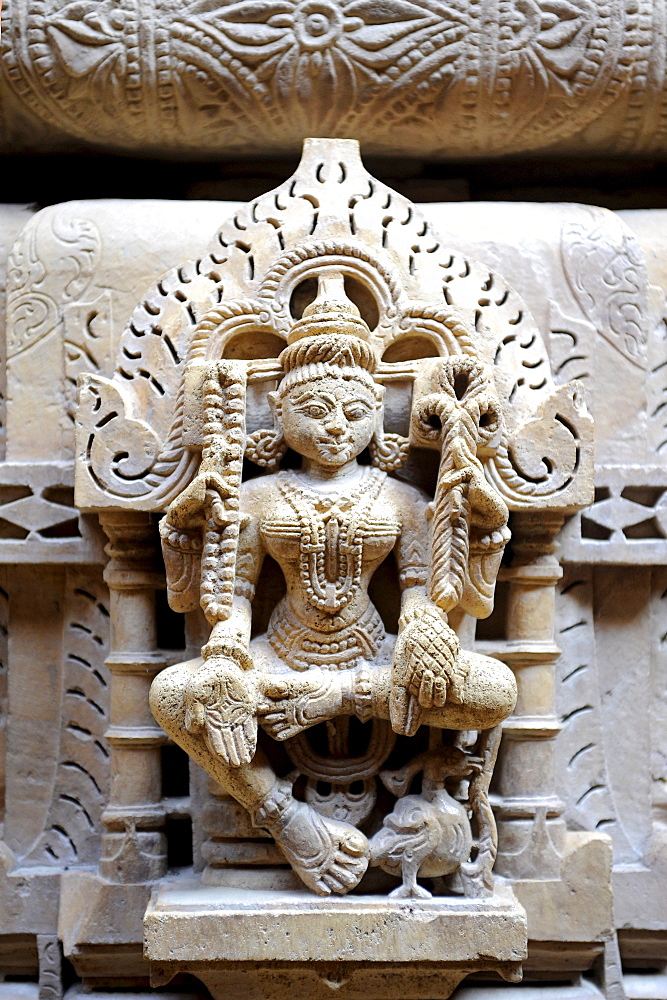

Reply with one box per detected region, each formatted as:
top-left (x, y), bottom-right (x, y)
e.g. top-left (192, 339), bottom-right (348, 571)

top-left (144, 878), bottom-right (527, 1000)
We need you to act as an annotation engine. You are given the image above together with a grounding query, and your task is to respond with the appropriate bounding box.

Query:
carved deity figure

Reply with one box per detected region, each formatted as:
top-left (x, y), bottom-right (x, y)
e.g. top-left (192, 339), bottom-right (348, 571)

top-left (150, 275), bottom-right (516, 897)
top-left (77, 138), bottom-right (591, 899)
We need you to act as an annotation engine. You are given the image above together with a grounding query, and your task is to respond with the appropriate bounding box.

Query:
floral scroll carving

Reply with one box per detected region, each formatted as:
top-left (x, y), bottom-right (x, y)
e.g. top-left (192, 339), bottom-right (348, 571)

top-left (75, 138), bottom-right (593, 900)
top-left (2, 0), bottom-right (655, 157)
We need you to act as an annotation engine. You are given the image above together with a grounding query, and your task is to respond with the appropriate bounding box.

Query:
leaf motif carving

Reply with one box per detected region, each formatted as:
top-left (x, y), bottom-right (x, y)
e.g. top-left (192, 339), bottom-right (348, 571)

top-left (2, 0), bottom-right (638, 153)
top-left (23, 571), bottom-right (110, 866)
top-left (561, 218), bottom-right (648, 368)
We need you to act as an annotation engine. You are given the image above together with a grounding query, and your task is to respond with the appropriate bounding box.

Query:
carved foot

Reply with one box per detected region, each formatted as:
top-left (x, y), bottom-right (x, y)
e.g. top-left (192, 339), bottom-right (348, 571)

top-left (390, 855), bottom-right (432, 900)
top-left (389, 881), bottom-right (433, 900)
top-left (257, 671), bottom-right (343, 740)
top-left (254, 781), bottom-right (369, 895)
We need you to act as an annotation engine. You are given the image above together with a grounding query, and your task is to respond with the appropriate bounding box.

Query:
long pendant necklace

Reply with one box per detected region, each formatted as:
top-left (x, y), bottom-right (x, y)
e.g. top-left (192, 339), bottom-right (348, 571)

top-left (279, 468), bottom-right (385, 614)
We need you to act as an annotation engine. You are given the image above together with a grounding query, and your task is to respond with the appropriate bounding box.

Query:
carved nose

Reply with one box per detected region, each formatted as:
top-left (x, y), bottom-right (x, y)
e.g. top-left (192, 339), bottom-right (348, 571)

top-left (325, 411), bottom-right (346, 435)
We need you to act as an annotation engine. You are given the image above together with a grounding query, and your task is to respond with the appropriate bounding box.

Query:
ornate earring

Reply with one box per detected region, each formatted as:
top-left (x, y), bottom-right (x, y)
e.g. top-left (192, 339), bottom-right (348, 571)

top-left (369, 431), bottom-right (410, 472)
top-left (245, 388), bottom-right (287, 469)
top-left (245, 427), bottom-right (287, 469)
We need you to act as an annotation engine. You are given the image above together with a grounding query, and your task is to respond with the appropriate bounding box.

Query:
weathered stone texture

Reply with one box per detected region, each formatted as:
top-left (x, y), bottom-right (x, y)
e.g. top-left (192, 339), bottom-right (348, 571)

top-left (0, 136), bottom-right (665, 1000)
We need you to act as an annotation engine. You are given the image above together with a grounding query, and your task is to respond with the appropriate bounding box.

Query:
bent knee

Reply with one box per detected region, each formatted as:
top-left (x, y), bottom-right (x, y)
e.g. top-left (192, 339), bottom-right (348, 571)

top-left (149, 658), bottom-right (199, 733)
top-left (460, 653), bottom-right (517, 726)
top-left (469, 656), bottom-right (517, 725)
top-left (497, 660), bottom-right (517, 714)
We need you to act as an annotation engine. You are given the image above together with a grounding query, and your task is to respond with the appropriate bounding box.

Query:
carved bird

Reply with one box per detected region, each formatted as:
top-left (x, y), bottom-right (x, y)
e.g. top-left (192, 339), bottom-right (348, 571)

top-left (369, 746), bottom-right (480, 899)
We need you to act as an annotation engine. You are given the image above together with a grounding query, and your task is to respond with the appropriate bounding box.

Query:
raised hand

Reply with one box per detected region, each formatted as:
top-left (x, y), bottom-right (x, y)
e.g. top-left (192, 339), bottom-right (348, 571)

top-left (166, 468), bottom-right (234, 530)
top-left (184, 655), bottom-right (256, 766)
top-left (390, 610), bottom-right (463, 737)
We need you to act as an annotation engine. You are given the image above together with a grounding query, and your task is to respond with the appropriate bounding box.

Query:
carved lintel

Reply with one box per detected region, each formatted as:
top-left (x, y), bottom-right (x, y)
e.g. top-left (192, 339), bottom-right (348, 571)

top-left (2, 0), bottom-right (661, 159)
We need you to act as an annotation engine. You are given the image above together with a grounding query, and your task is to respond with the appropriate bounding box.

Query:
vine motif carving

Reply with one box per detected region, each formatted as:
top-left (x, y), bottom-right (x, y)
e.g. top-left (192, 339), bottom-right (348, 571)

top-left (37, 935), bottom-right (63, 1000)
top-left (6, 206), bottom-right (111, 458)
top-left (560, 218), bottom-right (648, 369)
top-left (2, 0), bottom-right (640, 155)
top-left (7, 209), bottom-right (102, 360)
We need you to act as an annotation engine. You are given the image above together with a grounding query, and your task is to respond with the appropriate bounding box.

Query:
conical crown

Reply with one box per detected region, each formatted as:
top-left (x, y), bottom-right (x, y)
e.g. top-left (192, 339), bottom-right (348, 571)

top-left (287, 273), bottom-right (371, 345)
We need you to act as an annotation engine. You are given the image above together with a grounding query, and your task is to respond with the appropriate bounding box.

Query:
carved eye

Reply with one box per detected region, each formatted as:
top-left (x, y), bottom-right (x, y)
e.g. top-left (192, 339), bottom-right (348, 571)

top-left (344, 405), bottom-right (370, 421)
top-left (304, 404), bottom-right (328, 419)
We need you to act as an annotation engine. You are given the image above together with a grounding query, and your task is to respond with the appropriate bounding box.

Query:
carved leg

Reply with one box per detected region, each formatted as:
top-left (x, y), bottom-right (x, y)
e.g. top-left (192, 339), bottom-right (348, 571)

top-left (150, 658), bottom-right (276, 813)
top-left (389, 852), bottom-right (433, 900)
top-left (367, 653), bottom-right (516, 732)
top-left (254, 779), bottom-right (369, 895)
top-left (150, 660), bottom-right (369, 895)
top-left (459, 725), bottom-right (503, 898)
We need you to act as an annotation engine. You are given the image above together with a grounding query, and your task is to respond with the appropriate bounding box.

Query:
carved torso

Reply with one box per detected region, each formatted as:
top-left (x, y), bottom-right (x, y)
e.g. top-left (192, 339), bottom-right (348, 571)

top-left (238, 469), bottom-right (429, 671)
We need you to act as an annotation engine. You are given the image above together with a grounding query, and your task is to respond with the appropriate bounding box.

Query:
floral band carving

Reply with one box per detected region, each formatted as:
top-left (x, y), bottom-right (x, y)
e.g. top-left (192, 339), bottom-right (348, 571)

top-left (3, 0), bottom-right (663, 157)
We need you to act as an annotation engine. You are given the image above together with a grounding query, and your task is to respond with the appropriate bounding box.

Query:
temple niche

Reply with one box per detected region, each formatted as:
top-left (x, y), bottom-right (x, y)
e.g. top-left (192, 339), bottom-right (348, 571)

top-left (1, 5), bottom-right (667, 1000)
top-left (73, 137), bottom-right (597, 995)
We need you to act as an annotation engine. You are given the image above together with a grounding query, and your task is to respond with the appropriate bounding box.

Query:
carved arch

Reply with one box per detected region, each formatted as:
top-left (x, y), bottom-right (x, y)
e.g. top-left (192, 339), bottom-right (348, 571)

top-left (75, 138), bottom-right (591, 513)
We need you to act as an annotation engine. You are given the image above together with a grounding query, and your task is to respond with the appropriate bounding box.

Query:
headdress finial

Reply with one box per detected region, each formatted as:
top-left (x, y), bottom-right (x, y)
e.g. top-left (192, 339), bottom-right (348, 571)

top-left (287, 272), bottom-right (371, 345)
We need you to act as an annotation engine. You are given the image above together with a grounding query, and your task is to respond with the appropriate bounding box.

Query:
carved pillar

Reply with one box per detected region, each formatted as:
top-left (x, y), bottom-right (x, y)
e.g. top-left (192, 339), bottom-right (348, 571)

top-left (99, 511), bottom-right (168, 882)
top-left (495, 510), bottom-right (567, 878)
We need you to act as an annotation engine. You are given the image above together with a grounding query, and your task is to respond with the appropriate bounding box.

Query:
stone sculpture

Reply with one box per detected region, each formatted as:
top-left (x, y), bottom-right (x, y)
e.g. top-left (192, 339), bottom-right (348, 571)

top-left (151, 280), bottom-right (516, 897)
top-left (75, 136), bottom-right (592, 903)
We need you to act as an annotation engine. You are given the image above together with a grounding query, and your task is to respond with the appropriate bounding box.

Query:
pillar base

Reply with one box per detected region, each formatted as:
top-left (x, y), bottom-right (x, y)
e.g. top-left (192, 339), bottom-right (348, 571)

top-left (99, 829), bottom-right (167, 883)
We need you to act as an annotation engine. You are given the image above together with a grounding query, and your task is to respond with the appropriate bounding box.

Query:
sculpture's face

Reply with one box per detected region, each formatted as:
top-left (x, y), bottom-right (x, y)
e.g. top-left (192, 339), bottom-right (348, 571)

top-left (280, 373), bottom-right (379, 468)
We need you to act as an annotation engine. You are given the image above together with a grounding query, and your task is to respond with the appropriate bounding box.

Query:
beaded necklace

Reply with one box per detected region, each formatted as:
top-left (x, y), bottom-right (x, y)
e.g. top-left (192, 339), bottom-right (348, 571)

top-left (278, 468), bottom-right (385, 615)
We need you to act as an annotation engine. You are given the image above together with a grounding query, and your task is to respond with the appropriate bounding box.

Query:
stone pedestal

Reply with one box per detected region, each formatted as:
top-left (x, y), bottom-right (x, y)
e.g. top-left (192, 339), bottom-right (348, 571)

top-left (144, 880), bottom-right (527, 1000)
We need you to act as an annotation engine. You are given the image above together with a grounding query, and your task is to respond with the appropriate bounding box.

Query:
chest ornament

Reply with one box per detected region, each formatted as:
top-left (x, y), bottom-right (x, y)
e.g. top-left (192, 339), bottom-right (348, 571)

top-left (277, 468), bottom-right (390, 615)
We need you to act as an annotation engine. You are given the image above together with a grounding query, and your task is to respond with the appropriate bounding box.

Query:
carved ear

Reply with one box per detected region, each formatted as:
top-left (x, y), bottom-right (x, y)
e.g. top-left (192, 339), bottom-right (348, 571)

top-left (245, 428), bottom-right (286, 470)
top-left (245, 390), bottom-right (287, 470)
top-left (367, 382), bottom-right (409, 470)
top-left (267, 390), bottom-right (281, 421)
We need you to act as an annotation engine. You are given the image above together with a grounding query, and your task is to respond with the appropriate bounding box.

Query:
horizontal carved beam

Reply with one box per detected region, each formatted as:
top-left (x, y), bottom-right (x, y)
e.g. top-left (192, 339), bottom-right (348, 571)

top-left (2, 0), bottom-right (667, 158)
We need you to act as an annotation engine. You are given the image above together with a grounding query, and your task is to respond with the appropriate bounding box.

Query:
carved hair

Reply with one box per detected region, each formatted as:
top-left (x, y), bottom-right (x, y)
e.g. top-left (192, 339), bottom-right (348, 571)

top-left (277, 336), bottom-right (380, 404)
top-left (281, 333), bottom-right (376, 371)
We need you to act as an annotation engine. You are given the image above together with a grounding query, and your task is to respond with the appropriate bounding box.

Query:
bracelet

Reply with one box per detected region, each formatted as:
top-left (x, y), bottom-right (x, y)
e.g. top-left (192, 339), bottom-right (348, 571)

top-left (353, 667), bottom-right (374, 723)
top-left (398, 603), bottom-right (447, 631)
top-left (201, 635), bottom-right (253, 670)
